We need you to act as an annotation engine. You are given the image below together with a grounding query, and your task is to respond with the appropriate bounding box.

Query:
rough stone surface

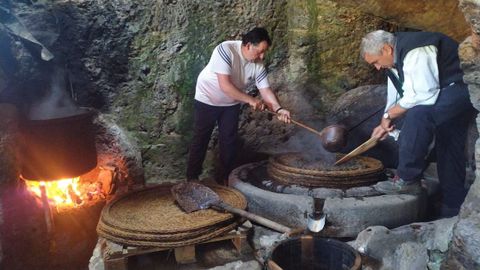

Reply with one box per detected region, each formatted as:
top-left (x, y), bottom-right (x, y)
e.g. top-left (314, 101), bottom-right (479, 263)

top-left (324, 194), bottom-right (425, 237)
top-left (331, 0), bottom-right (470, 41)
top-left (88, 239), bottom-right (105, 270)
top-left (345, 186), bottom-right (380, 197)
top-left (392, 242), bottom-right (428, 270)
top-left (276, 184), bottom-right (312, 196)
top-left (461, 0), bottom-right (480, 38)
top-left (249, 225), bottom-right (284, 265)
top-left (352, 218), bottom-right (457, 270)
top-left (310, 187), bottom-right (344, 198)
top-left (208, 260), bottom-right (262, 270)
top-left (0, 104), bottom-right (19, 188)
top-left (0, 104), bottom-right (20, 268)
top-left (84, 113), bottom-right (145, 187)
top-left (447, 215), bottom-right (480, 268)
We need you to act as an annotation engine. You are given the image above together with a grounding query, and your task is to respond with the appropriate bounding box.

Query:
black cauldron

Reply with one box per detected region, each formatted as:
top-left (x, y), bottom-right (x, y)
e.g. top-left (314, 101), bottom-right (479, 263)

top-left (20, 108), bottom-right (97, 180)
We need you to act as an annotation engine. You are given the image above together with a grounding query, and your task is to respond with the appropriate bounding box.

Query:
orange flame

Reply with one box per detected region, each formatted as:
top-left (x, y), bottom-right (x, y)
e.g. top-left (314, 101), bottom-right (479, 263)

top-left (24, 177), bottom-right (83, 209)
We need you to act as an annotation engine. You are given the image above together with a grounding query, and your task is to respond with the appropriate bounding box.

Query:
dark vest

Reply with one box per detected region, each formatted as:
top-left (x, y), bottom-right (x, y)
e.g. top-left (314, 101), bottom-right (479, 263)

top-left (394, 32), bottom-right (464, 89)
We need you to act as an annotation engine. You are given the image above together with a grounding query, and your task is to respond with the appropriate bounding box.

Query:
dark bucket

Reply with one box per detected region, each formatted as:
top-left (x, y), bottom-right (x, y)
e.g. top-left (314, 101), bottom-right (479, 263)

top-left (20, 108), bottom-right (97, 180)
top-left (267, 236), bottom-right (361, 270)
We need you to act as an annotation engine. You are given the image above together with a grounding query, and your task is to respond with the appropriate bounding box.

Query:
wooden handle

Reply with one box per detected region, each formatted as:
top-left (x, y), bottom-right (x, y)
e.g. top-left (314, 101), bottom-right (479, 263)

top-left (267, 260), bottom-right (284, 270)
top-left (264, 110), bottom-right (323, 137)
top-left (334, 137), bottom-right (379, 165)
top-left (215, 202), bottom-right (292, 234)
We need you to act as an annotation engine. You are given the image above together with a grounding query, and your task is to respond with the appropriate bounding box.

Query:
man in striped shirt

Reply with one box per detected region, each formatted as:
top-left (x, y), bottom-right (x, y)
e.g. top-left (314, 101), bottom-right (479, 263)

top-left (187, 27), bottom-right (291, 185)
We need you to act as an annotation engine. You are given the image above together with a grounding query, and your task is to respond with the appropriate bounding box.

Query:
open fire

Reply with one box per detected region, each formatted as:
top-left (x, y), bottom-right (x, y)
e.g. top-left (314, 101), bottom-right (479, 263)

top-left (23, 176), bottom-right (106, 212)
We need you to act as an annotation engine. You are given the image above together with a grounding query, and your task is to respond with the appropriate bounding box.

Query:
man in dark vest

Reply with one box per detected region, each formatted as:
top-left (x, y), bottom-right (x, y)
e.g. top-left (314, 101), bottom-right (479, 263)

top-left (360, 30), bottom-right (475, 217)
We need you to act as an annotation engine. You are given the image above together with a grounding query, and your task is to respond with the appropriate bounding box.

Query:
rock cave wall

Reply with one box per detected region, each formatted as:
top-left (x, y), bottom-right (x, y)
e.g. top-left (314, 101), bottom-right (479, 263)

top-left (0, 0), bottom-right (475, 184)
top-left (2, 0), bottom-right (480, 268)
top-left (69, 0), bottom-right (389, 182)
top-left (446, 1), bottom-right (480, 268)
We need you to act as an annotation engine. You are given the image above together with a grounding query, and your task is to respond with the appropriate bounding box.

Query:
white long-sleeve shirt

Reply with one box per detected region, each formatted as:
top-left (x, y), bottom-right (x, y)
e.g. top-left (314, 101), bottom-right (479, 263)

top-left (385, 45), bottom-right (440, 111)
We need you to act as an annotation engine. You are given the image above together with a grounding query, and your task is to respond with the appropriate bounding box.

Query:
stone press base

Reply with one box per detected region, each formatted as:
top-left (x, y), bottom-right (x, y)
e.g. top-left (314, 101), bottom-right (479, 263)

top-left (228, 161), bottom-right (427, 238)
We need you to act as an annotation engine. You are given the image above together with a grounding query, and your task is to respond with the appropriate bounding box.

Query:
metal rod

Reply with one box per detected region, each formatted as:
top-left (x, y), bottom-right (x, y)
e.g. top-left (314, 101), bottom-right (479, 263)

top-left (344, 105), bottom-right (385, 132)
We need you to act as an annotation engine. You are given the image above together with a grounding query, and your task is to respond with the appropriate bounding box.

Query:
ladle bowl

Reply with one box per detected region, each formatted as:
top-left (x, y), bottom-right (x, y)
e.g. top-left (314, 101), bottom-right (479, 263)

top-left (319, 124), bottom-right (348, 152)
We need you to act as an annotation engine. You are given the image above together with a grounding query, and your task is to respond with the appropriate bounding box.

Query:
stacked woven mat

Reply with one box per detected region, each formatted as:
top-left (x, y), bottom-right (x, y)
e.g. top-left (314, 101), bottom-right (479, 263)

top-left (97, 183), bottom-right (247, 247)
top-left (267, 152), bottom-right (385, 188)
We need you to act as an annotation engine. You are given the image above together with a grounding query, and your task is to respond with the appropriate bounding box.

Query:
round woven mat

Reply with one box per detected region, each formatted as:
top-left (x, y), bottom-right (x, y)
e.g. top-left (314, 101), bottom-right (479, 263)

top-left (98, 221), bottom-right (239, 248)
top-left (267, 153), bottom-right (384, 188)
top-left (269, 152), bottom-right (384, 177)
top-left (97, 218), bottom-right (236, 241)
top-left (97, 183), bottom-right (247, 247)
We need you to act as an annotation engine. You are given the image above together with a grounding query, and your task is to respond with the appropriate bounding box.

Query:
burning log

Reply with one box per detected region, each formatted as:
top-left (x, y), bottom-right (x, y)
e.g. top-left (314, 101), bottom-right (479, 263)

top-left (68, 184), bottom-right (83, 205)
top-left (39, 183), bottom-right (55, 234)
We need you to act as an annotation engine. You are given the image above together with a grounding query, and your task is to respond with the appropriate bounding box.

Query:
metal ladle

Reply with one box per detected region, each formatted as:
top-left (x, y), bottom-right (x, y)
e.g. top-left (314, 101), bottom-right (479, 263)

top-left (265, 111), bottom-right (348, 152)
top-left (267, 104), bottom-right (385, 153)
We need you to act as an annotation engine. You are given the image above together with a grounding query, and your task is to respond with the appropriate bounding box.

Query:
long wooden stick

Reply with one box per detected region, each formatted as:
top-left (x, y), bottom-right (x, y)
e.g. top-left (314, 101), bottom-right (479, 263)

top-left (215, 201), bottom-right (292, 234)
top-left (264, 110), bottom-right (323, 137)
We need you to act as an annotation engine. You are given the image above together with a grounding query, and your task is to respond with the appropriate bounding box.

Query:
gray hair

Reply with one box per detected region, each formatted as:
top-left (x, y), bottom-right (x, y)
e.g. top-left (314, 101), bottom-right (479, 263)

top-left (360, 30), bottom-right (395, 57)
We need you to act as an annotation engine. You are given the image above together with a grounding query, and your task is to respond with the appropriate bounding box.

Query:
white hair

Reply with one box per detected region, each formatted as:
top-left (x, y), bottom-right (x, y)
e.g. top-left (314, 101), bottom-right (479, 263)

top-left (360, 30), bottom-right (395, 57)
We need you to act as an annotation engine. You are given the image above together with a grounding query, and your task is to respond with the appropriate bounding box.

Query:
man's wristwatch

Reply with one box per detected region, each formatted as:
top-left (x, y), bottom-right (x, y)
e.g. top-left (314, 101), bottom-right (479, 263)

top-left (383, 112), bottom-right (390, 120)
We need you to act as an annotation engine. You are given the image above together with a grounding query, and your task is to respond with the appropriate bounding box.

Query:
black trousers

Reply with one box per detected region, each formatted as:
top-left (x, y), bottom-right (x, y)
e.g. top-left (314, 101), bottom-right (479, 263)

top-left (186, 100), bottom-right (240, 182)
top-left (397, 82), bottom-right (475, 209)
